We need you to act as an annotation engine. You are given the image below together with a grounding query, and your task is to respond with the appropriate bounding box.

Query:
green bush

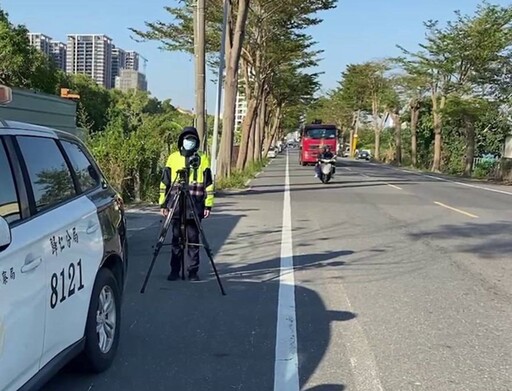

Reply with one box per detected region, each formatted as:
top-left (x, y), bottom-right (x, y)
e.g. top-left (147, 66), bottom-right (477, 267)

top-left (473, 160), bottom-right (497, 178)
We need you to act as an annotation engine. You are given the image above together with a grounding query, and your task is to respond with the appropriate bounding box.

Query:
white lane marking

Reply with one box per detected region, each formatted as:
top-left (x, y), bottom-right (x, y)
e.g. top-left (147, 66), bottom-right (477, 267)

top-left (434, 201), bottom-right (479, 218)
top-left (375, 165), bottom-right (512, 197)
top-left (342, 167), bottom-right (352, 171)
top-left (387, 183), bottom-right (402, 190)
top-left (274, 151), bottom-right (299, 391)
top-left (423, 174), bottom-right (512, 196)
top-left (339, 289), bottom-right (384, 391)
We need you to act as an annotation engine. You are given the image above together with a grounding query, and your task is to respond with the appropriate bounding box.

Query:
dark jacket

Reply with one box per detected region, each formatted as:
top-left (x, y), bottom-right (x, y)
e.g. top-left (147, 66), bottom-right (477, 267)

top-left (158, 127), bottom-right (213, 220)
top-left (318, 150), bottom-right (335, 160)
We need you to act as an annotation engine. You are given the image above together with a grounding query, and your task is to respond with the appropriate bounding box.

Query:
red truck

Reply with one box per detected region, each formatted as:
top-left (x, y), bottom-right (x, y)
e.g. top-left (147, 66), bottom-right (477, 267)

top-left (299, 122), bottom-right (339, 165)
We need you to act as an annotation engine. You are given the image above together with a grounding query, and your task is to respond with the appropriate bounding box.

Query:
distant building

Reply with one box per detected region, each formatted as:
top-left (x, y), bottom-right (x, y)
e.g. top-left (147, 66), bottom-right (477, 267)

top-left (50, 41), bottom-right (67, 71)
top-left (235, 67), bottom-right (252, 127)
top-left (28, 33), bottom-right (52, 56)
top-left (66, 34), bottom-right (113, 89)
top-left (125, 51), bottom-right (140, 71)
top-left (111, 45), bottom-right (127, 88)
top-left (235, 88), bottom-right (247, 127)
top-left (114, 69), bottom-right (147, 92)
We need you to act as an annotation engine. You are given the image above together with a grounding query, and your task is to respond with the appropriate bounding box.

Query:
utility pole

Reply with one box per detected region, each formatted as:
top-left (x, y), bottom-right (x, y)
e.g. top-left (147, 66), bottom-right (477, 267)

top-left (211, 0), bottom-right (229, 178)
top-left (194, 0), bottom-right (207, 151)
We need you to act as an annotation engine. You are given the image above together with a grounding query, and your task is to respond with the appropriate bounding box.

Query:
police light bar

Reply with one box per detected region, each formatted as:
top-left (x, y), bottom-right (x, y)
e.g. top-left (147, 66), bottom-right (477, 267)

top-left (0, 85), bottom-right (12, 105)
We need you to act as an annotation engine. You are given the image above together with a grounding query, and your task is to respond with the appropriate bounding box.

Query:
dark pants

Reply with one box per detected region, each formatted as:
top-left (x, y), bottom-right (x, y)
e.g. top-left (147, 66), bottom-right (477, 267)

top-left (170, 218), bottom-right (201, 274)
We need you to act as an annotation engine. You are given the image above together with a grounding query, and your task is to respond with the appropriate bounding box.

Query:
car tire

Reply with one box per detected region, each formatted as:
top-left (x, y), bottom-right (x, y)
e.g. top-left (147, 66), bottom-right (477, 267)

top-left (79, 267), bottom-right (121, 373)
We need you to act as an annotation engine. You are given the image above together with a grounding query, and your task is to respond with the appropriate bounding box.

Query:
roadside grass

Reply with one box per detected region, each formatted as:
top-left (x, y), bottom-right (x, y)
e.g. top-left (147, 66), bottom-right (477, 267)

top-left (215, 158), bottom-right (269, 190)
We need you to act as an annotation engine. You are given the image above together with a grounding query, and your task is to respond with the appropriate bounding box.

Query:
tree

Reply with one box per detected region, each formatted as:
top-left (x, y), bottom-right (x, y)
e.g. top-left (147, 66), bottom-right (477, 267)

top-left (130, 0), bottom-right (251, 178)
top-left (390, 72), bottom-right (429, 167)
top-left (130, 0), bottom-right (336, 176)
top-left (0, 9), bottom-right (59, 94)
top-left (233, 0), bottom-right (335, 169)
top-left (62, 73), bottom-right (112, 132)
top-left (397, 2), bottom-right (512, 171)
top-left (330, 61), bottom-right (393, 159)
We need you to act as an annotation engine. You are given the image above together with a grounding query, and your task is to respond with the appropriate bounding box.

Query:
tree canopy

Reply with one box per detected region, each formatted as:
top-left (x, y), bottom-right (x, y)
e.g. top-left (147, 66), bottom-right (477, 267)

top-left (307, 1), bottom-right (512, 178)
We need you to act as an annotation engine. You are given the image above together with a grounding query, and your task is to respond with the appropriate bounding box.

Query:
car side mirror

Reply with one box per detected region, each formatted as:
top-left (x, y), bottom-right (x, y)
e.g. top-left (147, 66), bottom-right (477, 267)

top-left (0, 217), bottom-right (12, 252)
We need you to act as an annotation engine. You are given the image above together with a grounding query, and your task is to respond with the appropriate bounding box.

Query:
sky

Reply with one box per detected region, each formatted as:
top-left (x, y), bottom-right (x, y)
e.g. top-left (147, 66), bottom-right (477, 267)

top-left (1, 0), bottom-right (510, 113)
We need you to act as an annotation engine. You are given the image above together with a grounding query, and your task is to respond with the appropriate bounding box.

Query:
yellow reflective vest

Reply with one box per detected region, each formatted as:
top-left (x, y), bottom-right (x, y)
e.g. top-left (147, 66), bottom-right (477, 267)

top-left (158, 151), bottom-right (214, 217)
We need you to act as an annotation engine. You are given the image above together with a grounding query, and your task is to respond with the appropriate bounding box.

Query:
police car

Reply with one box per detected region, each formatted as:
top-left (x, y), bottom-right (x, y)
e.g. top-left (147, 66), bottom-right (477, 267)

top-left (0, 89), bottom-right (128, 391)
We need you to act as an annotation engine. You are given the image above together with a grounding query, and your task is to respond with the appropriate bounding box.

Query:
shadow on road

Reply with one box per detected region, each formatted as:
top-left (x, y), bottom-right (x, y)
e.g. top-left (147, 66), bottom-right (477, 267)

top-left (408, 220), bottom-right (512, 259)
top-left (220, 249), bottom-right (353, 282)
top-left (42, 205), bottom-right (353, 391)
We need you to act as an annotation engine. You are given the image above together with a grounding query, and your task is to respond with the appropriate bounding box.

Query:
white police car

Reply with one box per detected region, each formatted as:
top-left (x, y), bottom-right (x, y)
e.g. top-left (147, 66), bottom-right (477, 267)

top-left (0, 118), bottom-right (128, 390)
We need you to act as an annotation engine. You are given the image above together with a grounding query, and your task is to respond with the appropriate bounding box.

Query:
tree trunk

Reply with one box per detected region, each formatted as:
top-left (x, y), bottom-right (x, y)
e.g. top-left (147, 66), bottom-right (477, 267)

top-left (463, 116), bottom-right (476, 177)
top-left (247, 113), bottom-right (257, 165)
top-left (432, 107), bottom-right (442, 172)
top-left (254, 94), bottom-right (266, 161)
top-left (194, 0), bottom-right (206, 149)
top-left (133, 168), bottom-right (141, 203)
top-left (431, 94), bottom-right (445, 172)
top-left (251, 114), bottom-right (259, 162)
top-left (236, 97), bottom-right (258, 169)
top-left (263, 106), bottom-right (281, 156)
top-left (410, 101), bottom-right (419, 167)
top-left (217, 0), bottom-right (250, 178)
top-left (393, 111), bottom-right (402, 165)
top-left (372, 98), bottom-right (381, 160)
top-left (374, 131), bottom-right (380, 161)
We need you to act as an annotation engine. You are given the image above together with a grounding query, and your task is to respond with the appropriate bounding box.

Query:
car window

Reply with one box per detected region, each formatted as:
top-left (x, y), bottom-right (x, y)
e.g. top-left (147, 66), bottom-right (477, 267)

top-left (61, 140), bottom-right (100, 192)
top-left (0, 139), bottom-right (21, 224)
top-left (17, 136), bottom-right (76, 212)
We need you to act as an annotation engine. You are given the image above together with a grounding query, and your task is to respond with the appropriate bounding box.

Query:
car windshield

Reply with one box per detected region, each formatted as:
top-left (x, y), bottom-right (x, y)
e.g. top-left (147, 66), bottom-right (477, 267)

top-left (304, 128), bottom-right (336, 139)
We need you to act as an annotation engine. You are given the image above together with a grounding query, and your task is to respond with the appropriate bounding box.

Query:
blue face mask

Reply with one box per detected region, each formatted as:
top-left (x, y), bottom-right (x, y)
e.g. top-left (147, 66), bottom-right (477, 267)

top-left (183, 138), bottom-right (196, 151)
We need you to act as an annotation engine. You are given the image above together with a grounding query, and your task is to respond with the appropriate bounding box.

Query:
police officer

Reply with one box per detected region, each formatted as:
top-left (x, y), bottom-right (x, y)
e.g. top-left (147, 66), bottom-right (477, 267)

top-left (159, 126), bottom-right (214, 281)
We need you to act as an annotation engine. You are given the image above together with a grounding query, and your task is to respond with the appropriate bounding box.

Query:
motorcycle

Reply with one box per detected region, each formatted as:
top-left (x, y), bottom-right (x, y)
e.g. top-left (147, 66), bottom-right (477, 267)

top-left (317, 157), bottom-right (336, 184)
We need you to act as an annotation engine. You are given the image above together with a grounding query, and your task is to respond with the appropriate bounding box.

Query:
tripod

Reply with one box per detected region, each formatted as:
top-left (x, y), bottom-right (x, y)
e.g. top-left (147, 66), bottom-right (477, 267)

top-left (140, 164), bottom-right (226, 295)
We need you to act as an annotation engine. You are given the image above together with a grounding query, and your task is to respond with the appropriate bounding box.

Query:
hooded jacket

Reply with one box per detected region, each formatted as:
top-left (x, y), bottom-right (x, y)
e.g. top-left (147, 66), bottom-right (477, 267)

top-left (158, 127), bottom-right (214, 219)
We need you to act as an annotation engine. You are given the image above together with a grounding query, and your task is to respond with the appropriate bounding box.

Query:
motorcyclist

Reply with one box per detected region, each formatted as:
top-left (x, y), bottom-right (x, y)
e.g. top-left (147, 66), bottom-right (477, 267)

top-left (315, 145), bottom-right (336, 178)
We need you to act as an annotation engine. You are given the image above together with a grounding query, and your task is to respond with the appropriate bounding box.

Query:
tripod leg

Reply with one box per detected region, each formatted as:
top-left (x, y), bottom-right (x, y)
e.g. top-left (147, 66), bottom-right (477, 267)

top-left (180, 220), bottom-right (186, 280)
top-left (179, 190), bottom-right (187, 280)
top-left (140, 192), bottom-right (180, 293)
top-left (186, 193), bottom-right (226, 296)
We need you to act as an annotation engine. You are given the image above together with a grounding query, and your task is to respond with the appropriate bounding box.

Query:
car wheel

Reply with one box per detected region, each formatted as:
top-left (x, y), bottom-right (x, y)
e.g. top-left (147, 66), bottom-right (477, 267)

top-left (79, 267), bottom-right (121, 373)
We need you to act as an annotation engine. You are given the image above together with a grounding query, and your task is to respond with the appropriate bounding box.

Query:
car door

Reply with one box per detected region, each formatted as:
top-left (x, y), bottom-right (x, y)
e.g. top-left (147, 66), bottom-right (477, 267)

top-left (14, 135), bottom-right (104, 369)
top-left (0, 136), bottom-right (46, 391)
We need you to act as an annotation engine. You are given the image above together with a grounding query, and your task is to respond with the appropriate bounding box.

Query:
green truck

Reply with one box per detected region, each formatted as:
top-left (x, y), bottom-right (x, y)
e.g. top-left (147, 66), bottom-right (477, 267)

top-left (0, 86), bottom-right (83, 138)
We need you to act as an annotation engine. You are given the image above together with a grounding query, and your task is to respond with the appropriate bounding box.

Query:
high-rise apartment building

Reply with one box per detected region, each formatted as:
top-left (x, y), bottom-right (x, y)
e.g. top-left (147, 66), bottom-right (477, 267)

top-left (50, 41), bottom-right (67, 71)
top-left (125, 51), bottom-right (140, 71)
top-left (111, 45), bottom-right (127, 88)
top-left (235, 88), bottom-right (248, 127)
top-left (114, 69), bottom-right (147, 92)
top-left (28, 33), bottom-right (52, 56)
top-left (66, 34), bottom-right (113, 88)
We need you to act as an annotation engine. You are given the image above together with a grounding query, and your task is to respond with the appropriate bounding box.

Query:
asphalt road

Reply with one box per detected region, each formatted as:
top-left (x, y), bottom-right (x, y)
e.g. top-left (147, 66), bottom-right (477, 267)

top-left (42, 150), bottom-right (512, 391)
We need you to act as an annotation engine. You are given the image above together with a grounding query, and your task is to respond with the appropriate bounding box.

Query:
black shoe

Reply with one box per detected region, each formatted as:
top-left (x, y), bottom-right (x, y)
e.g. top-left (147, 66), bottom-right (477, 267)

top-left (188, 271), bottom-right (200, 281)
top-left (167, 272), bottom-right (180, 281)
